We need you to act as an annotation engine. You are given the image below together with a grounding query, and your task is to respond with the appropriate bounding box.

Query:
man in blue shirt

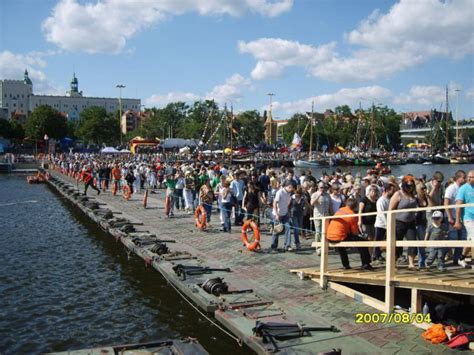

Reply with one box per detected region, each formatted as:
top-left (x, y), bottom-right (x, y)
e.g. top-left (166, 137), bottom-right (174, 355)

top-left (455, 169), bottom-right (474, 269)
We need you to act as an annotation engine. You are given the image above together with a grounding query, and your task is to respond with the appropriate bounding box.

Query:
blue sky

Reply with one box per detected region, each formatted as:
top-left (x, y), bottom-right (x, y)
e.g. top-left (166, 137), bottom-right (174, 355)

top-left (1, 0), bottom-right (473, 119)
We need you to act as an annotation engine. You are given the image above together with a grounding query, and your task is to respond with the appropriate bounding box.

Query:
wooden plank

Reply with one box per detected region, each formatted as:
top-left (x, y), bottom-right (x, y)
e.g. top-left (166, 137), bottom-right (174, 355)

top-left (312, 241), bottom-right (471, 248)
top-left (411, 288), bottom-right (422, 313)
top-left (310, 202), bottom-right (474, 221)
top-left (320, 217), bottom-right (328, 288)
top-left (385, 211), bottom-right (396, 313)
top-left (329, 282), bottom-right (385, 312)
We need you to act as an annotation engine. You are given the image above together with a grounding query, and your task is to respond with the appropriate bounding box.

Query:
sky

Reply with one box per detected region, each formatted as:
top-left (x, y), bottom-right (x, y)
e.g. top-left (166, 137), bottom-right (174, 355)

top-left (0, 0), bottom-right (473, 119)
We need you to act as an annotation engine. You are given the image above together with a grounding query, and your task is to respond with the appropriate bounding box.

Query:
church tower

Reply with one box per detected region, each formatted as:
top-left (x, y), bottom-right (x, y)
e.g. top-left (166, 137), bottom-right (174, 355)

top-left (68, 73), bottom-right (82, 97)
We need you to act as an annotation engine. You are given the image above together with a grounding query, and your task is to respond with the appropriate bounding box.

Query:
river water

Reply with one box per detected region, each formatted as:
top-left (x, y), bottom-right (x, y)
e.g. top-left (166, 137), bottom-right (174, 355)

top-left (0, 175), bottom-right (252, 355)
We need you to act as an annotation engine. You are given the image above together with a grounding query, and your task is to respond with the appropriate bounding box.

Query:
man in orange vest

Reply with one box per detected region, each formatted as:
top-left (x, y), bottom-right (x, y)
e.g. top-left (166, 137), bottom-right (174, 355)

top-left (327, 198), bottom-right (373, 270)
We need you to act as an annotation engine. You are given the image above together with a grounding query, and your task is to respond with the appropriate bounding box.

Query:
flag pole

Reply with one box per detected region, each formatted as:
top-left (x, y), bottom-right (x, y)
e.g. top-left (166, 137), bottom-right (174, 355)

top-left (309, 101), bottom-right (314, 160)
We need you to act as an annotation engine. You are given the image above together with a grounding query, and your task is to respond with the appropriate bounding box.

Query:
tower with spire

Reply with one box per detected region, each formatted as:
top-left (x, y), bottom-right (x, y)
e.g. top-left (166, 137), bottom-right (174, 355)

top-left (23, 69), bottom-right (32, 85)
top-left (68, 73), bottom-right (82, 97)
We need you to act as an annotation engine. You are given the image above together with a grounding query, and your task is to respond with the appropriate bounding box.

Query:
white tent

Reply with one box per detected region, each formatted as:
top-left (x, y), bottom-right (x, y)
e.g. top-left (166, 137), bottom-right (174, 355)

top-left (101, 147), bottom-right (119, 153)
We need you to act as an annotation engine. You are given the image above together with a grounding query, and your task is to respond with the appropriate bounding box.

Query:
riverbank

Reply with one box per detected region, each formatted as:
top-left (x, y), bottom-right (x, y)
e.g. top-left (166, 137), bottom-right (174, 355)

top-left (44, 170), bottom-right (456, 354)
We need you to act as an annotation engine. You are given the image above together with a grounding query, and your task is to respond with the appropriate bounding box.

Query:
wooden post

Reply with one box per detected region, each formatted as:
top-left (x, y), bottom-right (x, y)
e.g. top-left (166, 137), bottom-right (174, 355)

top-left (384, 211), bottom-right (396, 313)
top-left (411, 288), bottom-right (422, 313)
top-left (320, 217), bottom-right (329, 288)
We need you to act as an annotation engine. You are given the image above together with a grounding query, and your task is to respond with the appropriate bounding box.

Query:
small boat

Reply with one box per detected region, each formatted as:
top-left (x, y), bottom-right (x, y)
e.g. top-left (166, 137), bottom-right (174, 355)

top-left (47, 338), bottom-right (208, 355)
top-left (432, 154), bottom-right (451, 164)
top-left (293, 160), bottom-right (320, 168)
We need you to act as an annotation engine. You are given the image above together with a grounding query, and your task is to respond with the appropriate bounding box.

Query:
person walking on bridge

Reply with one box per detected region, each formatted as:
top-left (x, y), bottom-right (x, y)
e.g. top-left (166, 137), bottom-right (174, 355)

top-left (455, 169), bottom-right (474, 269)
top-left (81, 165), bottom-right (100, 196)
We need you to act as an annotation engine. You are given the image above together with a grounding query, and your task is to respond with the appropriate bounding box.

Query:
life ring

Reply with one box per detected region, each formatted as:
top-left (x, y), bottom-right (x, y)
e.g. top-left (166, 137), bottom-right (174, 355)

top-left (122, 185), bottom-right (131, 200)
top-left (195, 205), bottom-right (207, 230)
top-left (112, 182), bottom-right (117, 196)
top-left (143, 189), bottom-right (148, 208)
top-left (164, 195), bottom-right (170, 216)
top-left (241, 220), bottom-right (261, 251)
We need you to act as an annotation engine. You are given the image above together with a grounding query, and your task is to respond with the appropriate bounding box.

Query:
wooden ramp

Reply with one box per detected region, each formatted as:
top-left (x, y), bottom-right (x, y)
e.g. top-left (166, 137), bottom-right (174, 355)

top-left (291, 266), bottom-right (474, 296)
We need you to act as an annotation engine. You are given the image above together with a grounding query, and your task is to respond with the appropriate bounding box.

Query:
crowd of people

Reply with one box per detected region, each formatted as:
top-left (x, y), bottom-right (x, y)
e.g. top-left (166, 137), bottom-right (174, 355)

top-left (49, 153), bottom-right (473, 272)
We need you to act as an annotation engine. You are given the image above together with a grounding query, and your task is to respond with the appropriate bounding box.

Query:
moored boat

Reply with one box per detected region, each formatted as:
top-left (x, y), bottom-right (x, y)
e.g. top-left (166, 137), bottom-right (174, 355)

top-left (293, 159), bottom-right (321, 168)
top-left (432, 153), bottom-right (451, 164)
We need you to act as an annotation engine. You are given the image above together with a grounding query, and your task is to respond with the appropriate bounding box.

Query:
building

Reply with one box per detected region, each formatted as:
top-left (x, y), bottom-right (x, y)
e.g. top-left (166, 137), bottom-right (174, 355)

top-left (0, 70), bottom-right (141, 121)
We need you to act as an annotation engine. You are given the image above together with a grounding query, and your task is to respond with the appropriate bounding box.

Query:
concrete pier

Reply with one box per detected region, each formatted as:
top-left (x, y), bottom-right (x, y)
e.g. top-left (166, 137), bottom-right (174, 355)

top-left (46, 170), bottom-right (454, 354)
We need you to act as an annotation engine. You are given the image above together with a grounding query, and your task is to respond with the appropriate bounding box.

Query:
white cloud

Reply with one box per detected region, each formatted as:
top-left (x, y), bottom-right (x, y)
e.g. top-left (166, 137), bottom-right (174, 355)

top-left (145, 73), bottom-right (252, 107)
top-left (145, 92), bottom-right (200, 107)
top-left (250, 61), bottom-right (284, 80)
top-left (394, 85), bottom-right (446, 106)
top-left (240, 0), bottom-right (473, 82)
top-left (466, 88), bottom-right (474, 100)
top-left (0, 50), bottom-right (63, 95)
top-left (206, 73), bottom-right (252, 104)
top-left (271, 86), bottom-right (392, 113)
top-left (239, 38), bottom-right (336, 80)
top-left (346, 0), bottom-right (473, 58)
top-left (42, 0), bottom-right (293, 54)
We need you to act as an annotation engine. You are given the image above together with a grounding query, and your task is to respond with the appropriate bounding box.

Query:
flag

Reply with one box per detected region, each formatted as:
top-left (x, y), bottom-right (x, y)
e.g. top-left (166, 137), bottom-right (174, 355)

top-left (291, 133), bottom-right (302, 151)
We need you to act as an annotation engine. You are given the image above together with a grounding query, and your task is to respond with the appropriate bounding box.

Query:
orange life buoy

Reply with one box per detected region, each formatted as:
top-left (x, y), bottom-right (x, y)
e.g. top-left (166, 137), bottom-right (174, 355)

top-left (195, 205), bottom-right (207, 230)
top-left (122, 185), bottom-right (131, 200)
top-left (143, 189), bottom-right (148, 208)
top-left (165, 195), bottom-right (171, 216)
top-left (241, 220), bottom-right (261, 251)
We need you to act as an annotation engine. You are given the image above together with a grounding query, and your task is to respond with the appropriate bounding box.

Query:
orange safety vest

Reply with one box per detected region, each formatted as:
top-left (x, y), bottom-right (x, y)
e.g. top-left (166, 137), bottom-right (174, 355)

top-left (112, 167), bottom-right (121, 180)
top-left (326, 206), bottom-right (359, 242)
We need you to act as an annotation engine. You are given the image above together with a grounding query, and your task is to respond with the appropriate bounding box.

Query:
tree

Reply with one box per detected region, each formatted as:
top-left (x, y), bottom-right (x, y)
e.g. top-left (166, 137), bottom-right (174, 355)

top-left (26, 105), bottom-right (67, 140)
top-left (76, 106), bottom-right (119, 145)
top-left (233, 110), bottom-right (265, 146)
top-left (281, 113), bottom-right (309, 146)
top-left (181, 100), bottom-right (220, 141)
top-left (10, 119), bottom-right (25, 141)
top-left (0, 118), bottom-right (12, 138)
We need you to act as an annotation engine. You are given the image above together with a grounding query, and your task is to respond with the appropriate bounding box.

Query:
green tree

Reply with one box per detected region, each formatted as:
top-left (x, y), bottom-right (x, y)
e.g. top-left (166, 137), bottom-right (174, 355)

top-left (76, 106), bottom-right (119, 145)
top-left (233, 110), bottom-right (264, 146)
top-left (181, 100), bottom-right (220, 141)
top-left (25, 105), bottom-right (67, 140)
top-left (10, 119), bottom-right (25, 141)
top-left (0, 118), bottom-right (12, 138)
top-left (372, 106), bottom-right (401, 150)
top-left (281, 113), bottom-right (309, 146)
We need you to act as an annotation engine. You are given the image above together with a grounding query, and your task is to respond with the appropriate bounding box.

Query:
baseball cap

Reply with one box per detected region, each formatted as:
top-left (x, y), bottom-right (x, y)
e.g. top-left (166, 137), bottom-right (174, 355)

top-left (432, 211), bottom-right (443, 219)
